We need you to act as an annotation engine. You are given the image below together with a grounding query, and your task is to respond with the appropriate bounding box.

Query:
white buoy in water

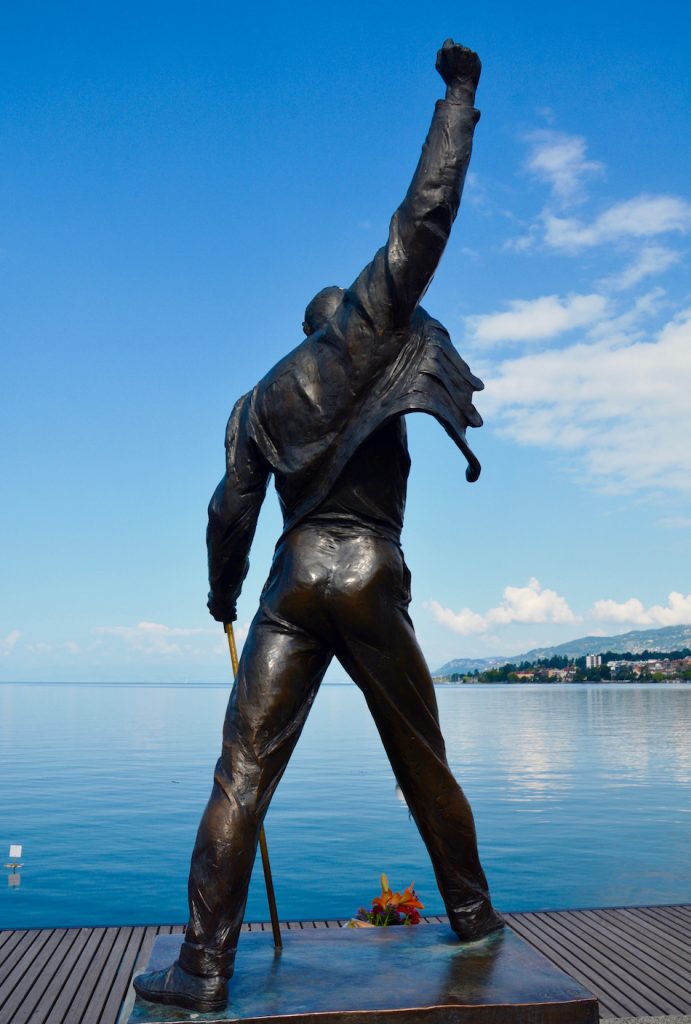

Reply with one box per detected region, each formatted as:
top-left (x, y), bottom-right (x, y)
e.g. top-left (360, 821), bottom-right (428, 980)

top-left (5, 843), bottom-right (23, 870)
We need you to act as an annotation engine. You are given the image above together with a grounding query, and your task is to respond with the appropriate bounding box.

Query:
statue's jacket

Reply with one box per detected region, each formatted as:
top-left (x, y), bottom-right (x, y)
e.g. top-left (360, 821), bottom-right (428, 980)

top-left (208, 93), bottom-right (483, 622)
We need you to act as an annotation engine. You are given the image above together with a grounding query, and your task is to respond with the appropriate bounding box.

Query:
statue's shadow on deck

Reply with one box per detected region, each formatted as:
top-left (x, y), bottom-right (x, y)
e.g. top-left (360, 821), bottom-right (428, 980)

top-left (127, 925), bottom-right (598, 1024)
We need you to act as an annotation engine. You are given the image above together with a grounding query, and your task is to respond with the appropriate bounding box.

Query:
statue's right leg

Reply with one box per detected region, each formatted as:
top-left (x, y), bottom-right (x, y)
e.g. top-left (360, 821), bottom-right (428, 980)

top-left (133, 603), bottom-right (332, 1011)
top-left (328, 539), bottom-right (503, 943)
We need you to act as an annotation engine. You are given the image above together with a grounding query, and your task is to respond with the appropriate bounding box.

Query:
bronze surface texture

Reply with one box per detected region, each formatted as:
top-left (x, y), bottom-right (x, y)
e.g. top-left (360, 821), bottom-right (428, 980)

top-left (129, 926), bottom-right (599, 1024)
top-left (136, 41), bottom-right (506, 1012)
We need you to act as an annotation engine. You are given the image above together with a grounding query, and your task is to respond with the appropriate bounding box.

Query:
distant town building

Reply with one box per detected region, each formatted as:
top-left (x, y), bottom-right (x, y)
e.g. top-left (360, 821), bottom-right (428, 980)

top-left (585, 654), bottom-right (602, 669)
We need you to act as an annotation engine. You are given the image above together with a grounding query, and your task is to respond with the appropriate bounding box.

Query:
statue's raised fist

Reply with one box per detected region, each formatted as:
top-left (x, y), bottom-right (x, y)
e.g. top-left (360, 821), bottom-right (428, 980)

top-left (435, 40), bottom-right (481, 89)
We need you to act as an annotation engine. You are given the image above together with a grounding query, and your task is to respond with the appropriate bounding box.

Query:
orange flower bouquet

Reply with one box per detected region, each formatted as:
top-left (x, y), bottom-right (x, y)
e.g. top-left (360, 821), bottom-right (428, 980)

top-left (347, 873), bottom-right (424, 928)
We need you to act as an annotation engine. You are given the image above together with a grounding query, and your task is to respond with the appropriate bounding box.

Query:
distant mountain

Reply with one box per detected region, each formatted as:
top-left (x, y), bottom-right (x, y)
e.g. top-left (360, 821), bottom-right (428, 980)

top-left (434, 624), bottom-right (691, 676)
top-left (516, 624), bottom-right (691, 662)
top-left (433, 655), bottom-right (504, 675)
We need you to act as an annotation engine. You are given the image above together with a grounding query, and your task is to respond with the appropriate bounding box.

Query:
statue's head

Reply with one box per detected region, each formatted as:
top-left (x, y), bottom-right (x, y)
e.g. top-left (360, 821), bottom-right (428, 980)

top-left (303, 286), bottom-right (345, 336)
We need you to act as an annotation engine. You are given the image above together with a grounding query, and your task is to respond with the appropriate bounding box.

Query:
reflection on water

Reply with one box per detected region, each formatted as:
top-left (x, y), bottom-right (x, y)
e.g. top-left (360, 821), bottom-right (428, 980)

top-left (0, 682), bottom-right (689, 929)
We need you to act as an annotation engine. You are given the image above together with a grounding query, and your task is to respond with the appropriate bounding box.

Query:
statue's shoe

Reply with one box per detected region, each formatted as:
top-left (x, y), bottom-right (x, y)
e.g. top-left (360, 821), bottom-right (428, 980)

top-left (449, 902), bottom-right (506, 942)
top-left (133, 961), bottom-right (227, 1012)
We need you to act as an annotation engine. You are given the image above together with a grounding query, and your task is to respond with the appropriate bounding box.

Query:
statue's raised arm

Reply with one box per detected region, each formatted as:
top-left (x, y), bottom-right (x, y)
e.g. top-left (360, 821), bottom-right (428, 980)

top-left (345, 40), bottom-right (481, 336)
top-left (245, 42), bottom-right (485, 550)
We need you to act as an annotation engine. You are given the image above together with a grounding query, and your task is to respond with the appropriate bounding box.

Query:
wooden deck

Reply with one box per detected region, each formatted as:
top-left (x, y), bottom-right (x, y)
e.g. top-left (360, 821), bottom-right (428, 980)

top-left (1, 905), bottom-right (689, 1024)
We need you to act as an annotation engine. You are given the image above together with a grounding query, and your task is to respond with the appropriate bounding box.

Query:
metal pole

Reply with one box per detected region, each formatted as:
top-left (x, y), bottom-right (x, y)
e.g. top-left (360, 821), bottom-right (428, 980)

top-left (225, 624), bottom-right (283, 949)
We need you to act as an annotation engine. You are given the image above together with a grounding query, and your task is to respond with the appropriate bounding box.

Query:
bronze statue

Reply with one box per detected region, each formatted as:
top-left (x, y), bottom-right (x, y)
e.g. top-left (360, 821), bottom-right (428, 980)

top-left (135, 39), bottom-right (503, 1014)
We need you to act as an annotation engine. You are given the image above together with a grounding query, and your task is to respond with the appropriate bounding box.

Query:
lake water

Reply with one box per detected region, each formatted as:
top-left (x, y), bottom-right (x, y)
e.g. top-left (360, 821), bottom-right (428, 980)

top-left (1, 682), bottom-right (689, 930)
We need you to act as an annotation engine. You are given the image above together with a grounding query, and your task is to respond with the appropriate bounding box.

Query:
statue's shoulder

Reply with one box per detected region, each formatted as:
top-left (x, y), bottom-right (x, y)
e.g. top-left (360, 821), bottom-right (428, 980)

top-left (412, 305), bottom-right (450, 338)
top-left (255, 336), bottom-right (316, 392)
top-left (413, 305), bottom-right (483, 393)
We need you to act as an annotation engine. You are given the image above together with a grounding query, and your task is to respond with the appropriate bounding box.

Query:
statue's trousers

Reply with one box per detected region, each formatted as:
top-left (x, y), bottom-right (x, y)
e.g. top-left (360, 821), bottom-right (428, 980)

top-left (179, 524), bottom-right (495, 979)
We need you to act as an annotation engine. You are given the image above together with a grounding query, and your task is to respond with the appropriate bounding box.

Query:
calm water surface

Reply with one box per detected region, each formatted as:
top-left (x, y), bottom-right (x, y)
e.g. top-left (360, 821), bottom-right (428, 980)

top-left (1, 682), bottom-right (689, 929)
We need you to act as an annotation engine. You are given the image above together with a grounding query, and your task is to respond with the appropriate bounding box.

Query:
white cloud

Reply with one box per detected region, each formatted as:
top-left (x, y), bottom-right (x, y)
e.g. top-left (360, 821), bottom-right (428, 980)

top-left (428, 602), bottom-right (487, 636)
top-left (488, 578), bottom-right (579, 625)
top-left (93, 620), bottom-right (251, 661)
top-left (592, 592), bottom-right (691, 626)
top-left (463, 171), bottom-right (488, 208)
top-left (428, 578), bottom-right (579, 635)
top-left (526, 130), bottom-right (603, 203)
top-left (600, 245), bottom-right (682, 292)
top-left (502, 231), bottom-right (536, 254)
top-left (233, 622), bottom-right (250, 646)
top-left (467, 293), bottom-right (607, 345)
top-left (658, 515), bottom-right (691, 529)
top-left (1, 629), bottom-right (21, 656)
top-left (587, 287), bottom-right (666, 340)
top-left (476, 121), bottom-right (691, 502)
top-left (481, 306), bottom-right (691, 494)
top-left (535, 106), bottom-right (556, 126)
top-left (22, 639), bottom-right (82, 656)
top-left (544, 195), bottom-right (691, 251)
top-left (95, 621), bottom-right (218, 656)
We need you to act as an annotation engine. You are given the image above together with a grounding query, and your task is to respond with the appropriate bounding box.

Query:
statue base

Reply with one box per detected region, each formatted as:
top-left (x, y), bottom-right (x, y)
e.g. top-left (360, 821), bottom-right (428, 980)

top-left (127, 924), bottom-right (598, 1024)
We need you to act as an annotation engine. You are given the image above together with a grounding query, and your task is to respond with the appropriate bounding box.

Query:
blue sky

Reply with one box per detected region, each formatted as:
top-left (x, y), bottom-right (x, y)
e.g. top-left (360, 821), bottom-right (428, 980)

top-left (2, 0), bottom-right (690, 682)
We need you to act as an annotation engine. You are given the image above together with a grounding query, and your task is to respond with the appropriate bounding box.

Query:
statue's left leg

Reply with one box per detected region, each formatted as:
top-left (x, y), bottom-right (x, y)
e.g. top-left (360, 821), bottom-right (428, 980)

top-left (332, 546), bottom-right (504, 941)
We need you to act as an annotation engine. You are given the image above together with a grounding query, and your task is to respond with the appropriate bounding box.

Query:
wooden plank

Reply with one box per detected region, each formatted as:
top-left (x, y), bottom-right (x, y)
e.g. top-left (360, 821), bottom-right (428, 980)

top-left (0, 930), bottom-right (25, 959)
top-left (80, 926), bottom-right (134, 1024)
top-left (61, 926), bottom-right (121, 1024)
top-left (565, 908), bottom-right (691, 993)
top-left (3, 929), bottom-right (79, 1024)
top-left (655, 903), bottom-right (691, 921)
top-left (1, 906), bottom-right (689, 1023)
top-left (0, 933), bottom-right (54, 1013)
top-left (663, 904), bottom-right (691, 925)
top-left (620, 906), bottom-right (691, 957)
top-left (505, 913), bottom-right (627, 1015)
top-left (40, 927), bottom-right (107, 1024)
top-left (0, 930), bottom-right (19, 954)
top-left (506, 913), bottom-right (633, 1017)
top-left (601, 908), bottom-right (691, 988)
top-left (634, 909), bottom-right (687, 937)
top-left (640, 905), bottom-right (691, 940)
top-left (0, 930), bottom-right (63, 1023)
top-left (584, 909), bottom-right (691, 997)
top-left (24, 927), bottom-right (93, 1024)
top-left (132, 925), bottom-right (163, 979)
top-left (97, 926), bottom-right (149, 1024)
top-left (617, 905), bottom-right (691, 954)
top-left (531, 910), bottom-right (683, 1015)
top-left (0, 930), bottom-right (41, 987)
top-left (624, 904), bottom-right (691, 959)
top-left (551, 910), bottom-right (689, 1014)
top-left (506, 914), bottom-right (638, 1018)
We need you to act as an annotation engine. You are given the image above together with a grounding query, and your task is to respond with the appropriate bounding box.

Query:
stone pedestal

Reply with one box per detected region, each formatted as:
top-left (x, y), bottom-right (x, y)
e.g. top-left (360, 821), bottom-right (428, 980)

top-left (127, 924), bottom-right (598, 1024)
